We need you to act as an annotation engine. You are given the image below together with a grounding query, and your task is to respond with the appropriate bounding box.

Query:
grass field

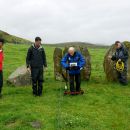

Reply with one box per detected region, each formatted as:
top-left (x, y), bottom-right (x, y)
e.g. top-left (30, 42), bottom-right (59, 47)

top-left (0, 43), bottom-right (130, 130)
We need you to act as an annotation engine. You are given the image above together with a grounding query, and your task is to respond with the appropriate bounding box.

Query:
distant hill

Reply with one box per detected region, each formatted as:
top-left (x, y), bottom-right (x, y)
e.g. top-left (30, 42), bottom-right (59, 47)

top-left (0, 30), bottom-right (33, 44)
top-left (44, 42), bottom-right (109, 48)
top-left (0, 30), bottom-right (109, 48)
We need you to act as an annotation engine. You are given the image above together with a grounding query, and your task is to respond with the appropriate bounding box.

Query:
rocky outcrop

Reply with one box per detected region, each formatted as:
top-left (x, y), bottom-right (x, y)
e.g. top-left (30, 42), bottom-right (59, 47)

top-left (7, 65), bottom-right (31, 86)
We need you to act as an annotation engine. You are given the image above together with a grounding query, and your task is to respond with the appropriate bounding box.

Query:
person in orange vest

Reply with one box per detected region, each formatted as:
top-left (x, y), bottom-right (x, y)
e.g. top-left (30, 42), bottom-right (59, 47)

top-left (0, 38), bottom-right (4, 98)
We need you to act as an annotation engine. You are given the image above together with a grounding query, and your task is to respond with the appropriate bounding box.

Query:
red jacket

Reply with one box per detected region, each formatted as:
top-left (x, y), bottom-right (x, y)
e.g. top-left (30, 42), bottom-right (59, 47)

top-left (0, 50), bottom-right (4, 71)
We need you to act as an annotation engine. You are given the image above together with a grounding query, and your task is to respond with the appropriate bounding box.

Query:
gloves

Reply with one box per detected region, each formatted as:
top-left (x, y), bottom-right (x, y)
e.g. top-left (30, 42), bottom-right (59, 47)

top-left (118, 59), bottom-right (121, 62)
top-left (75, 66), bottom-right (80, 70)
top-left (70, 66), bottom-right (80, 70)
top-left (66, 66), bottom-right (70, 70)
top-left (118, 59), bottom-right (123, 64)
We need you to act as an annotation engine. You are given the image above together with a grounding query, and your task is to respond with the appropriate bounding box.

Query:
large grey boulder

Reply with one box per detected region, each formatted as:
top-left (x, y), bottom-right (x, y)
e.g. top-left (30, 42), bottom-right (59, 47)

top-left (7, 65), bottom-right (31, 86)
top-left (53, 46), bottom-right (91, 81)
top-left (103, 41), bottom-right (130, 81)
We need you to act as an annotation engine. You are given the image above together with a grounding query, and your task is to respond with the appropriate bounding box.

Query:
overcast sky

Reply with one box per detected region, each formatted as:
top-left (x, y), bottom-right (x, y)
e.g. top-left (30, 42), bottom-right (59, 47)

top-left (0, 0), bottom-right (130, 44)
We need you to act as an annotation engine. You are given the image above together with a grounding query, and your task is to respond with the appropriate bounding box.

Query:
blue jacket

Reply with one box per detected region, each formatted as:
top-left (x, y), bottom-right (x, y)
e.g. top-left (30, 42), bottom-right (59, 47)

top-left (111, 44), bottom-right (128, 62)
top-left (111, 44), bottom-right (128, 68)
top-left (61, 51), bottom-right (86, 74)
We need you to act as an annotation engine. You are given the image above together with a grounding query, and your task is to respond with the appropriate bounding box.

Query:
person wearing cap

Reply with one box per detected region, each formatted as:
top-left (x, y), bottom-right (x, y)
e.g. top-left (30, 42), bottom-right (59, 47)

top-left (26, 37), bottom-right (47, 96)
top-left (61, 47), bottom-right (85, 94)
top-left (108, 41), bottom-right (129, 85)
top-left (0, 38), bottom-right (4, 98)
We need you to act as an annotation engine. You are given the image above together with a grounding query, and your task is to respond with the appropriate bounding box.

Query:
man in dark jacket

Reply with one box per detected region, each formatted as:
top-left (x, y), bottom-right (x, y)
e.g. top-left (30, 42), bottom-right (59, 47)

top-left (109, 41), bottom-right (129, 85)
top-left (26, 37), bottom-right (47, 96)
top-left (61, 47), bottom-right (85, 94)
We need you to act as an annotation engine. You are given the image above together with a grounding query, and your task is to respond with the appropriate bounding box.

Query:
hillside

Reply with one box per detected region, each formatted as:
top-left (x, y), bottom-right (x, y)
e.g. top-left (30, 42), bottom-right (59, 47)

top-left (0, 30), bottom-right (33, 44)
top-left (0, 30), bottom-right (110, 48)
top-left (44, 41), bottom-right (109, 48)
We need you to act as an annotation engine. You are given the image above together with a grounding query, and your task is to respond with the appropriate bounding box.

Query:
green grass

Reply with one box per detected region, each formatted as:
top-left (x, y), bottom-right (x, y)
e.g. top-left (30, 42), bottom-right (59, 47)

top-left (0, 43), bottom-right (130, 130)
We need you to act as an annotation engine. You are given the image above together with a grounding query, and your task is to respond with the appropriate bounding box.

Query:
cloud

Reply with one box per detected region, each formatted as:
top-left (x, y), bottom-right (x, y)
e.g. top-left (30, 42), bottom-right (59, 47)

top-left (0, 0), bottom-right (130, 44)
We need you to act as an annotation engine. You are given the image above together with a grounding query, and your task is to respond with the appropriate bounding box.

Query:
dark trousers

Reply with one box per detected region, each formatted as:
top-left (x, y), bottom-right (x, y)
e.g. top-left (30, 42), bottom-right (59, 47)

top-left (69, 74), bottom-right (81, 92)
top-left (117, 68), bottom-right (128, 85)
top-left (31, 68), bottom-right (43, 96)
top-left (0, 71), bottom-right (3, 94)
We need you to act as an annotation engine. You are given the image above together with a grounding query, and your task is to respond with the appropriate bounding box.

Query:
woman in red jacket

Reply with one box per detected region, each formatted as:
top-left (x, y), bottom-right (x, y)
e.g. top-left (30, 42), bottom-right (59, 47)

top-left (0, 38), bottom-right (4, 98)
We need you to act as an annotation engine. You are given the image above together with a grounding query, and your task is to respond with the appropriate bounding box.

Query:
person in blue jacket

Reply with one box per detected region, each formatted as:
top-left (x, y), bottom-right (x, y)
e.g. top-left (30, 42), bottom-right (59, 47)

top-left (108, 41), bottom-right (129, 85)
top-left (61, 47), bottom-right (86, 94)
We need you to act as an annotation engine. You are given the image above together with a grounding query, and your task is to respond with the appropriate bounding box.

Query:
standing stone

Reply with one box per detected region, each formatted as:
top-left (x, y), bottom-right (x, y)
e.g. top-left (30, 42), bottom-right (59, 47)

top-left (81, 47), bottom-right (91, 80)
top-left (53, 48), bottom-right (63, 80)
top-left (103, 41), bottom-right (130, 81)
top-left (7, 65), bottom-right (31, 86)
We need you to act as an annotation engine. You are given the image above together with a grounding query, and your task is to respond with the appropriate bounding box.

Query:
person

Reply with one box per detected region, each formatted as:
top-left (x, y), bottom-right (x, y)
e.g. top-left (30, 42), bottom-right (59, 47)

top-left (26, 37), bottom-right (47, 96)
top-left (0, 38), bottom-right (4, 98)
top-left (61, 47), bottom-right (85, 95)
top-left (108, 41), bottom-right (129, 85)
